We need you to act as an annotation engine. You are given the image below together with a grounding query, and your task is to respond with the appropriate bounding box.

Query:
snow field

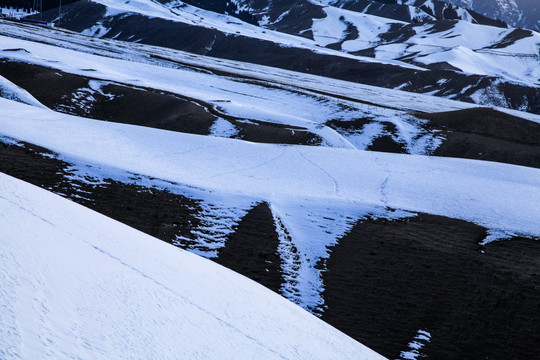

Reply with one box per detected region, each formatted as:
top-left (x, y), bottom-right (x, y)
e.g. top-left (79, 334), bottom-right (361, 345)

top-left (0, 172), bottom-right (386, 359)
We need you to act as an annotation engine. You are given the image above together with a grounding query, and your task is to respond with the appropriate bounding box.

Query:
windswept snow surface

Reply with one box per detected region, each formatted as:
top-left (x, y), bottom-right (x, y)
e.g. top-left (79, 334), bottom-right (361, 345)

top-left (0, 172), bottom-right (386, 360)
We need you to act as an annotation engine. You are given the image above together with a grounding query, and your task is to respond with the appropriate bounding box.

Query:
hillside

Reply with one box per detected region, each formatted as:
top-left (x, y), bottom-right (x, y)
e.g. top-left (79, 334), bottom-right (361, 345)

top-left (1, 1), bottom-right (539, 359)
top-left (23, 0), bottom-right (540, 114)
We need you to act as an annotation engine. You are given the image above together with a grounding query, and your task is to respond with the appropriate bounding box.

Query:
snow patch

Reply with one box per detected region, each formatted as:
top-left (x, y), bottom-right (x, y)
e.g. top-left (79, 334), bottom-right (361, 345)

top-left (209, 117), bottom-right (240, 138)
top-left (399, 329), bottom-right (432, 360)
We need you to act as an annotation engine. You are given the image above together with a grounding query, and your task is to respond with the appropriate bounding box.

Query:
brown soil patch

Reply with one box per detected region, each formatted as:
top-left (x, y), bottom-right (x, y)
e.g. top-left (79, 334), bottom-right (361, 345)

top-left (216, 202), bottom-right (283, 293)
top-left (322, 214), bottom-right (540, 360)
top-left (417, 107), bottom-right (540, 168)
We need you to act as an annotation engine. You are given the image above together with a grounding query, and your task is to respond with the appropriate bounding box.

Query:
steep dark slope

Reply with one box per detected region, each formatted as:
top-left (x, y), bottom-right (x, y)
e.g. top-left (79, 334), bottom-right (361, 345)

top-left (418, 107), bottom-right (540, 167)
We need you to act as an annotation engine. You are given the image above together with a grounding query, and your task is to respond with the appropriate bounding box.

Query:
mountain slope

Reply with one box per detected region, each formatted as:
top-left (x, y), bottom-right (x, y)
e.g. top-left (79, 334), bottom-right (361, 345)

top-left (444, 0), bottom-right (540, 31)
top-left (2, 92), bottom-right (540, 313)
top-left (1, 7), bottom-right (540, 360)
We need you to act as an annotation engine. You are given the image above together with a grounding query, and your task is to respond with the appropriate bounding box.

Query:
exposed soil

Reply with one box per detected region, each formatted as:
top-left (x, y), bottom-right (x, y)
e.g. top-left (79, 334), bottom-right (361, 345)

top-left (322, 214), bottom-right (540, 360)
top-left (417, 107), bottom-right (540, 168)
top-left (367, 134), bottom-right (407, 153)
top-left (216, 202), bottom-right (284, 293)
top-left (234, 119), bottom-right (322, 145)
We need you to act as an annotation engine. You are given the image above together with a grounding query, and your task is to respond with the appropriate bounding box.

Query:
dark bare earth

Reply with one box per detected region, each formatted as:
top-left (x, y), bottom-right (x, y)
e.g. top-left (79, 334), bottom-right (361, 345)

top-left (322, 215), bottom-right (540, 360)
top-left (418, 107), bottom-right (540, 168)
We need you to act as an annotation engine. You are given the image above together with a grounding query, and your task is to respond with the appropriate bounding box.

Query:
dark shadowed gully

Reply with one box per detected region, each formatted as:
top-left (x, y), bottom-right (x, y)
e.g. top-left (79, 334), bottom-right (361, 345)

top-left (216, 202), bottom-right (284, 294)
top-left (417, 107), bottom-right (540, 168)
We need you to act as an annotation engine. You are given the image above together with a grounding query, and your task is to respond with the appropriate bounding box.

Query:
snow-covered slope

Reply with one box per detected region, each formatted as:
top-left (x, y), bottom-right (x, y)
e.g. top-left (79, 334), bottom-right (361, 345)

top-left (275, 1), bottom-right (540, 87)
top-left (444, 0), bottom-right (540, 31)
top-left (1, 10), bottom-right (539, 359)
top-left (2, 96), bottom-right (540, 311)
top-left (2, 97), bottom-right (539, 239)
top-left (0, 171), bottom-right (385, 360)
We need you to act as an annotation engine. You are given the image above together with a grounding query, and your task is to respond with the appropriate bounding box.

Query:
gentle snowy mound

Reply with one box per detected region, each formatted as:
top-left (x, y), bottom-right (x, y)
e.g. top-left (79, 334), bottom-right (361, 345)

top-left (0, 172), bottom-right (385, 360)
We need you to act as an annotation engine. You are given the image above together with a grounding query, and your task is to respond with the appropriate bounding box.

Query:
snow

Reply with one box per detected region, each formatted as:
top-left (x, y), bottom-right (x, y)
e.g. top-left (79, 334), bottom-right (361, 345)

top-left (0, 172), bottom-right (386, 359)
top-left (311, 4), bottom-right (401, 51)
top-left (209, 117), bottom-right (239, 138)
top-left (311, 7), bottom-right (349, 46)
top-left (398, 330), bottom-right (431, 360)
top-left (0, 7), bottom-right (36, 19)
